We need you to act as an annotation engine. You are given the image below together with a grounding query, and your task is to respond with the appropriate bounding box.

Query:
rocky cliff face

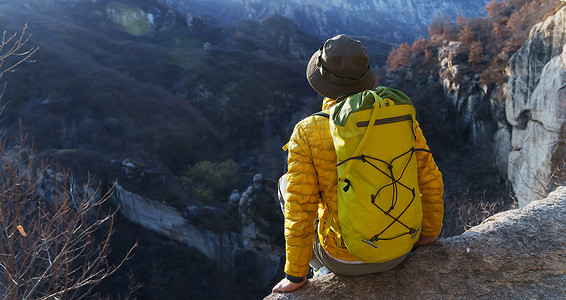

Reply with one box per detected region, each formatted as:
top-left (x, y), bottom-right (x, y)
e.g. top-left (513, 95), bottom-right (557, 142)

top-left (265, 185), bottom-right (566, 300)
top-left (506, 7), bottom-right (566, 207)
top-left (435, 6), bottom-right (566, 208)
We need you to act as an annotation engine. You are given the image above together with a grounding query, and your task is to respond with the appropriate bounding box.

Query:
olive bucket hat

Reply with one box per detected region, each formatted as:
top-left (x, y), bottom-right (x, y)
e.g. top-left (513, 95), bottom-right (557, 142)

top-left (306, 34), bottom-right (375, 100)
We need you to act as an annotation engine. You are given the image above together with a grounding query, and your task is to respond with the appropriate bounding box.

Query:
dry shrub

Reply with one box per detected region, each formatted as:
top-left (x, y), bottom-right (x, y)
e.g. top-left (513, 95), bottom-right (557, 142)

top-left (0, 133), bottom-right (136, 299)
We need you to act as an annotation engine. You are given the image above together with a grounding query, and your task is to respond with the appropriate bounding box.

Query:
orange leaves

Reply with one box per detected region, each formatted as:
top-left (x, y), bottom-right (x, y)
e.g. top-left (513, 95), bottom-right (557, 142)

top-left (386, 43), bottom-right (412, 70)
top-left (17, 225), bottom-right (27, 237)
top-left (485, 0), bottom-right (509, 18)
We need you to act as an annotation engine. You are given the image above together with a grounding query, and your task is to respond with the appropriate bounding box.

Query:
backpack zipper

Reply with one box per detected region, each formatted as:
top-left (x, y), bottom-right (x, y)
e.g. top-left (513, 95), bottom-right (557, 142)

top-left (356, 114), bottom-right (412, 127)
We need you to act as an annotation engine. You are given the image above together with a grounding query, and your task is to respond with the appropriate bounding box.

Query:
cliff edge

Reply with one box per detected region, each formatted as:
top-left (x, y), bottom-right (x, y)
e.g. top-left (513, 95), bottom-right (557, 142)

top-left (265, 186), bottom-right (566, 300)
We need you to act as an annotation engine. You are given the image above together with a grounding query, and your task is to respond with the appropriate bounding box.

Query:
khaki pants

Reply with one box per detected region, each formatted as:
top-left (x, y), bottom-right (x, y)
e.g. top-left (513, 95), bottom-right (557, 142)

top-left (278, 174), bottom-right (408, 276)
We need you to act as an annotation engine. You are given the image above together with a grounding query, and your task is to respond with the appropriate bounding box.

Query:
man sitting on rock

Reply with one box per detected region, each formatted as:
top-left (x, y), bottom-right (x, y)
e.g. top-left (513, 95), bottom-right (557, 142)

top-left (272, 34), bottom-right (444, 293)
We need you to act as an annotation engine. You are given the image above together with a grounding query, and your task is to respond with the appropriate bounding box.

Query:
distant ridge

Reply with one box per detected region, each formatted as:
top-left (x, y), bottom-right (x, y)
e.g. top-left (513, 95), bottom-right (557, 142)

top-left (159, 0), bottom-right (490, 43)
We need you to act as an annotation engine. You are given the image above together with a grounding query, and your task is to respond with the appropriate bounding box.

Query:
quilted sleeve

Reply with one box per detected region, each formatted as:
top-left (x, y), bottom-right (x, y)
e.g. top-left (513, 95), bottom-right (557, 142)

top-left (414, 120), bottom-right (444, 237)
top-left (283, 120), bottom-right (320, 278)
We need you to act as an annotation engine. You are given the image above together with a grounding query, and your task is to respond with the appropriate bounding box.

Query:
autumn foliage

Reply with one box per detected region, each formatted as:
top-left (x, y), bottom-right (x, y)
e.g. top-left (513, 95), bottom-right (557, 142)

top-left (386, 0), bottom-right (564, 84)
top-left (386, 43), bottom-right (412, 70)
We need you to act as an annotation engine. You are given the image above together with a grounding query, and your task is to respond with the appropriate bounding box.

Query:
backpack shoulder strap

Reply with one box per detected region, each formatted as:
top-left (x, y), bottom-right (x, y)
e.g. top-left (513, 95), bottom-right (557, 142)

top-left (313, 111), bottom-right (330, 118)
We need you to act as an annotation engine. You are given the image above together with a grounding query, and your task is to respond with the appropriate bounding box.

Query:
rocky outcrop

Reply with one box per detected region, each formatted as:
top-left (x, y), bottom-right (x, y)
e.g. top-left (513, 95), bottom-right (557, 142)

top-left (115, 184), bottom-right (237, 267)
top-left (113, 184), bottom-right (283, 284)
top-left (506, 7), bottom-right (566, 207)
top-left (438, 41), bottom-right (511, 176)
top-left (265, 186), bottom-right (566, 300)
top-left (439, 41), bottom-right (493, 145)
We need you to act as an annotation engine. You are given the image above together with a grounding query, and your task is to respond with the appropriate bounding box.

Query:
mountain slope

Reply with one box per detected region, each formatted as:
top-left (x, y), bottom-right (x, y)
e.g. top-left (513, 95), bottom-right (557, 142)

top-left (0, 0), bottom-right (317, 197)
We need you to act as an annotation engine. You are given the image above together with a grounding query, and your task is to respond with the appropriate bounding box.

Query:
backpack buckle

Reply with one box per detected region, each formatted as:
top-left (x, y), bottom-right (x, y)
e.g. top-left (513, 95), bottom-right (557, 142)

top-left (361, 238), bottom-right (378, 248)
top-left (411, 226), bottom-right (421, 239)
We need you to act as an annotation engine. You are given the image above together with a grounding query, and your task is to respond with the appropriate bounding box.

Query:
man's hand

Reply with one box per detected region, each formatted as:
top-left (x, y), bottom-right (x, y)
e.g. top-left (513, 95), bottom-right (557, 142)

top-left (415, 235), bottom-right (437, 246)
top-left (272, 277), bottom-right (307, 293)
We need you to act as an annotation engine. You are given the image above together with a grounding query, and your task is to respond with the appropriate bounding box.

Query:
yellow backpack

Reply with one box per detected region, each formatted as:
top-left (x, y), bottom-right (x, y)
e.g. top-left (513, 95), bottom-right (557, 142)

top-left (322, 87), bottom-right (425, 263)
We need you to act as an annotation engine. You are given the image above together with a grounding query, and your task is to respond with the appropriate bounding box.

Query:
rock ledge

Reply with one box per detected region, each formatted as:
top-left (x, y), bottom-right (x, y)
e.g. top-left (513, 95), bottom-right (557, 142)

top-left (265, 186), bottom-right (566, 300)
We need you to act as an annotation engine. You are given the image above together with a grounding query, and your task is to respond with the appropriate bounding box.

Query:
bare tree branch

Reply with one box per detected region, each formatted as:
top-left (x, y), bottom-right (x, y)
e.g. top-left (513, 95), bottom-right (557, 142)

top-left (0, 24), bottom-right (38, 80)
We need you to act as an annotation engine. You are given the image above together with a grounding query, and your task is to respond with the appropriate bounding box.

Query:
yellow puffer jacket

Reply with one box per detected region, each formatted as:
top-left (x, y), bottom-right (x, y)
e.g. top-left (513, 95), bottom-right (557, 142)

top-left (284, 97), bottom-right (444, 278)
